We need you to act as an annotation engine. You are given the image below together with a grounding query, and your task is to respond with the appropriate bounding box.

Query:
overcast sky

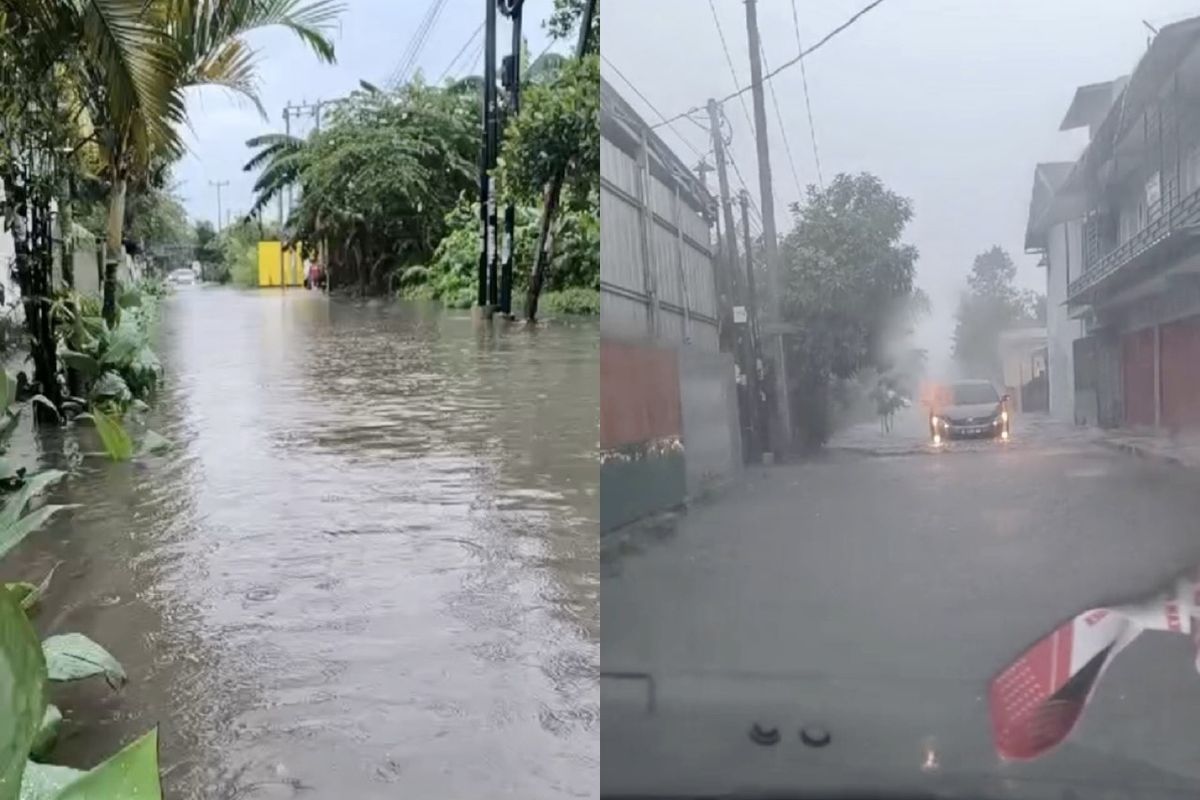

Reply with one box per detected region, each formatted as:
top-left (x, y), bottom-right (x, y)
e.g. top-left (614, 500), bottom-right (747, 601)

top-left (173, 0), bottom-right (560, 228)
top-left (604, 0), bottom-right (1200, 367)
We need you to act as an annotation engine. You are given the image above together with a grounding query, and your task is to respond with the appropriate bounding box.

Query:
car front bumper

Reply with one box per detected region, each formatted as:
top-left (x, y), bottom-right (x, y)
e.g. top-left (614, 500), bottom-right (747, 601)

top-left (931, 420), bottom-right (1008, 441)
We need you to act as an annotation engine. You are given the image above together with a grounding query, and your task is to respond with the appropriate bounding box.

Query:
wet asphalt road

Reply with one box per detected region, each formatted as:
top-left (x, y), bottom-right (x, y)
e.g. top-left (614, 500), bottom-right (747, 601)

top-left (602, 426), bottom-right (1200, 799)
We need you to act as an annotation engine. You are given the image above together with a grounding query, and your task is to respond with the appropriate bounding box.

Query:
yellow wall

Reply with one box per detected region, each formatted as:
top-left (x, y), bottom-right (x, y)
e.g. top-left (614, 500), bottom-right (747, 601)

top-left (257, 241), bottom-right (304, 287)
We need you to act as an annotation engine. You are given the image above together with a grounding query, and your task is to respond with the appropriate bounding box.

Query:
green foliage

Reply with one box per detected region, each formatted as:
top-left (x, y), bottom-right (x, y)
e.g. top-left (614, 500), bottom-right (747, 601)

top-left (497, 53), bottom-right (599, 211)
top-left (92, 409), bottom-right (133, 462)
top-left (0, 585), bottom-right (45, 798)
top-left (779, 173), bottom-right (921, 448)
top-left (545, 0), bottom-right (600, 42)
top-left (541, 288), bottom-right (599, 315)
top-left (952, 246), bottom-right (1045, 379)
top-left (0, 471), bottom-right (69, 561)
top-left (264, 80), bottom-right (480, 294)
top-left (401, 196), bottom-right (598, 310)
top-left (42, 634), bottom-right (126, 687)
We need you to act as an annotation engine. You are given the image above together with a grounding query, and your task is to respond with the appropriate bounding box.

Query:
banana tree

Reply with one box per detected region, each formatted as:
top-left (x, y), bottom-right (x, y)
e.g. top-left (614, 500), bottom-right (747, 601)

top-left (48, 0), bottom-right (345, 325)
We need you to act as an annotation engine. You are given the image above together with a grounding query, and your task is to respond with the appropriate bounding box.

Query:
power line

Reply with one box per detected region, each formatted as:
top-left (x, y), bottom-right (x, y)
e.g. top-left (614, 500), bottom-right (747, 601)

top-left (706, 0), bottom-right (755, 134)
top-left (791, 0), bottom-right (824, 189)
top-left (600, 53), bottom-right (708, 163)
top-left (759, 41), bottom-right (803, 203)
top-left (438, 21), bottom-right (484, 82)
top-left (652, 0), bottom-right (888, 130)
top-left (387, 0), bottom-right (449, 87)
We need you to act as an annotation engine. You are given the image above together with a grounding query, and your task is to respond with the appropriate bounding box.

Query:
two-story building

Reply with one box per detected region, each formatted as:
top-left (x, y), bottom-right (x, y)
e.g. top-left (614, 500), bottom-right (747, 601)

top-left (1028, 17), bottom-right (1200, 432)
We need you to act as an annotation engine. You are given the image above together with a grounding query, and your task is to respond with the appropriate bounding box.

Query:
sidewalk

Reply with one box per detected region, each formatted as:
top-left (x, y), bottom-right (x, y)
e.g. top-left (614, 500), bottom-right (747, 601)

top-left (1098, 428), bottom-right (1200, 469)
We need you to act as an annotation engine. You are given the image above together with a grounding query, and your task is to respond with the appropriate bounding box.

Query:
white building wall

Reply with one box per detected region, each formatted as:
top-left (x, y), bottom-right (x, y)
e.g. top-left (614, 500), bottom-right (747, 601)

top-left (1045, 219), bottom-right (1086, 421)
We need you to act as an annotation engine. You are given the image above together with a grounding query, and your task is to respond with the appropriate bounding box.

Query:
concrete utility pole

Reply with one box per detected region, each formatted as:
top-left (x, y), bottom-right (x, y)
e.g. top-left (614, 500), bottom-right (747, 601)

top-left (209, 180), bottom-right (229, 233)
top-left (705, 99), bottom-right (742, 353)
top-left (740, 188), bottom-right (765, 460)
top-left (498, 0), bottom-right (524, 317)
top-left (744, 0), bottom-right (792, 457)
top-left (478, 0), bottom-right (499, 312)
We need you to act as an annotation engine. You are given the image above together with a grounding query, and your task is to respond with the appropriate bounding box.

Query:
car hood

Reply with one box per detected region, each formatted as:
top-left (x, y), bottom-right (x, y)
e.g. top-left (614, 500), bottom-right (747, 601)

top-left (601, 670), bottom-right (1200, 799)
top-left (938, 402), bottom-right (1000, 420)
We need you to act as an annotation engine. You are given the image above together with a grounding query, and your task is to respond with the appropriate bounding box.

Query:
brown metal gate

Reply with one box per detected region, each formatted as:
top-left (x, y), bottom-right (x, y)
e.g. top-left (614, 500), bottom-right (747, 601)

top-left (1161, 314), bottom-right (1200, 431)
top-left (1121, 327), bottom-right (1156, 428)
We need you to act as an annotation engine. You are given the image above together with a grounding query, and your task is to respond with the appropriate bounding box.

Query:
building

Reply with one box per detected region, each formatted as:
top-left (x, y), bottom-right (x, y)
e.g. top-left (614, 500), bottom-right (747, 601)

top-left (1027, 17), bottom-right (1200, 432)
top-left (599, 76), bottom-right (742, 533)
top-left (997, 326), bottom-right (1048, 413)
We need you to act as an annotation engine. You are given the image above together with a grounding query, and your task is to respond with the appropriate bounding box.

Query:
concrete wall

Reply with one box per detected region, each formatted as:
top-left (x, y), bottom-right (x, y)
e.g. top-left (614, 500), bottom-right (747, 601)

top-left (678, 348), bottom-right (742, 497)
top-left (1046, 220), bottom-right (1086, 420)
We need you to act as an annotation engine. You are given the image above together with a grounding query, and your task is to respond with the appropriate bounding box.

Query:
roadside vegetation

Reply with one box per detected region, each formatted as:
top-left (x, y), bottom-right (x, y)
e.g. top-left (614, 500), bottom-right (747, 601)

top-left (238, 0), bottom-right (600, 315)
top-left (0, 1), bottom-right (343, 796)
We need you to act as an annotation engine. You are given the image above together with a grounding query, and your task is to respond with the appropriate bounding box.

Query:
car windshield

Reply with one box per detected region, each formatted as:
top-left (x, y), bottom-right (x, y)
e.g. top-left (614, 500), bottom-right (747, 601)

top-left (601, 3), bottom-right (1200, 799)
top-left (953, 383), bottom-right (998, 405)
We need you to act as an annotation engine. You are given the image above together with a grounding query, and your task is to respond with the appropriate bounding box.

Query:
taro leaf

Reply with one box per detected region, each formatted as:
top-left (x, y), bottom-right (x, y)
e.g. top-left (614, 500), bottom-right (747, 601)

top-left (3, 583), bottom-right (37, 612)
top-left (17, 761), bottom-right (81, 800)
top-left (0, 506), bottom-right (73, 562)
top-left (27, 398), bottom-right (57, 423)
top-left (0, 587), bottom-right (47, 800)
top-left (129, 399), bottom-right (149, 414)
top-left (42, 634), bottom-right (126, 688)
top-left (0, 371), bottom-right (14, 409)
top-left (79, 317), bottom-right (105, 339)
top-left (100, 319), bottom-right (143, 368)
top-left (17, 761), bottom-right (82, 800)
top-left (7, 563), bottom-right (62, 616)
top-left (58, 352), bottom-right (99, 380)
top-left (89, 373), bottom-right (131, 406)
top-left (27, 705), bottom-right (61, 761)
top-left (137, 431), bottom-right (171, 457)
top-left (118, 287), bottom-right (142, 309)
top-left (0, 471), bottom-right (65, 532)
top-left (50, 729), bottom-right (161, 800)
top-left (92, 411), bottom-right (133, 462)
top-left (0, 411), bottom-right (19, 444)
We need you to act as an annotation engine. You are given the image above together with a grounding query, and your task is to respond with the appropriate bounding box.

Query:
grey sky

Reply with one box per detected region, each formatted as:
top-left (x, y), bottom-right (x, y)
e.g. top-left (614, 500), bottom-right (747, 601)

top-left (603, 0), bottom-right (1200, 366)
top-left (174, 0), bottom-right (560, 229)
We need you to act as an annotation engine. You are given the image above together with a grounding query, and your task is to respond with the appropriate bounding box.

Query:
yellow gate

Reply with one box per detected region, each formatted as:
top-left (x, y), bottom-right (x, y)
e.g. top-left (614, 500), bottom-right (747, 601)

top-left (257, 241), bottom-right (305, 287)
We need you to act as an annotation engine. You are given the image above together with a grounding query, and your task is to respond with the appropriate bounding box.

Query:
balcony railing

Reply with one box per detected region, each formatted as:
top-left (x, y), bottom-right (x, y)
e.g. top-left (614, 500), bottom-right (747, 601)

top-left (1068, 186), bottom-right (1200, 299)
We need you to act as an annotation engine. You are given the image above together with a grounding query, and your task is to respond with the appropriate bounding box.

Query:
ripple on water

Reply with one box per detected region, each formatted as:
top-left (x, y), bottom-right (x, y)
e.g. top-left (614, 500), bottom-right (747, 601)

top-left (0, 291), bottom-right (597, 799)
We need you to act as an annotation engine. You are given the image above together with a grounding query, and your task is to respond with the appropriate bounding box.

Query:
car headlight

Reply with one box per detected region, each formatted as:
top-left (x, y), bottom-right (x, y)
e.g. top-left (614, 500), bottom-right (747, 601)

top-left (1001, 409), bottom-right (1008, 423)
top-left (930, 416), bottom-right (940, 427)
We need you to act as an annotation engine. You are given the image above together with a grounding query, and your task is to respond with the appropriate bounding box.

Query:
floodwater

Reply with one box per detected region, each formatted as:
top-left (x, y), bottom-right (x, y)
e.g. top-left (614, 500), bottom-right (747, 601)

top-left (2, 288), bottom-right (598, 798)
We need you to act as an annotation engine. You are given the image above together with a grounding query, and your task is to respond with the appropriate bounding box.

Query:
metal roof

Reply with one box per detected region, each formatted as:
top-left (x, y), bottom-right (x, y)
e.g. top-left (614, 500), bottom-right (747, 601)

top-left (1023, 162), bottom-right (1076, 252)
top-left (1059, 78), bottom-right (1127, 132)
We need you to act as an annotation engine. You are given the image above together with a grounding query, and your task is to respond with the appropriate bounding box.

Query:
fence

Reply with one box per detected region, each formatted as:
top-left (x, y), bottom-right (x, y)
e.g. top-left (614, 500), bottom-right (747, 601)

top-left (599, 77), bottom-right (741, 532)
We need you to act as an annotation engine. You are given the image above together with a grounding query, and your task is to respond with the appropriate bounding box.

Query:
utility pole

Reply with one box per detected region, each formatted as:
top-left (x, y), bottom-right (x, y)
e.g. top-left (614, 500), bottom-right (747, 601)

top-left (707, 98), bottom-right (757, 461)
top-left (209, 180), bottom-right (229, 234)
top-left (498, 0), bottom-right (524, 317)
top-left (744, 0), bottom-right (792, 458)
top-left (478, 0), bottom-right (499, 312)
top-left (705, 98), bottom-right (741, 353)
top-left (740, 188), bottom-right (765, 461)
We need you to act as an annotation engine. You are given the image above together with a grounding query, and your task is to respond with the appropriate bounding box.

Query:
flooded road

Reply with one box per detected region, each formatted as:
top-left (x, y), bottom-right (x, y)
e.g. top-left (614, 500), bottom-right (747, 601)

top-left (3, 288), bottom-right (598, 798)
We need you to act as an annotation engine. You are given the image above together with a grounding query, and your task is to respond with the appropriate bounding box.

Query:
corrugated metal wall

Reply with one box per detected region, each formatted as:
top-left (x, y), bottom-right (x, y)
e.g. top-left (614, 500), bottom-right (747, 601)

top-left (600, 138), bottom-right (719, 351)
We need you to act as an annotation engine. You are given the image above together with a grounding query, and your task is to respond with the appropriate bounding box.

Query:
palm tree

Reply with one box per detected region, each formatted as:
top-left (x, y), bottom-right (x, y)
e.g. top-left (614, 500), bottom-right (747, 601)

top-left (242, 132), bottom-right (308, 220)
top-left (36, 0), bottom-right (344, 324)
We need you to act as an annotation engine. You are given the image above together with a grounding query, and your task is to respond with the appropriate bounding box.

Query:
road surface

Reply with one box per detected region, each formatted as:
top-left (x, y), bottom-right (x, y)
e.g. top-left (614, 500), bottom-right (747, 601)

top-left (3, 288), bottom-right (598, 799)
top-left (602, 416), bottom-right (1200, 799)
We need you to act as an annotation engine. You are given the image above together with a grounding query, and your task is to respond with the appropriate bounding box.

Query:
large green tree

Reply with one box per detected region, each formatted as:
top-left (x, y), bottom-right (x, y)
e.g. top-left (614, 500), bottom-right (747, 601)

top-left (778, 172), bottom-right (921, 448)
top-left (248, 80), bottom-right (479, 294)
top-left (952, 245), bottom-right (1045, 380)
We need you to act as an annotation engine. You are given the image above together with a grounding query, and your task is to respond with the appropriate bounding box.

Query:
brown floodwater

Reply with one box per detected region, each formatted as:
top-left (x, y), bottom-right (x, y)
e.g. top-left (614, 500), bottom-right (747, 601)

top-left (1, 287), bottom-right (598, 798)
